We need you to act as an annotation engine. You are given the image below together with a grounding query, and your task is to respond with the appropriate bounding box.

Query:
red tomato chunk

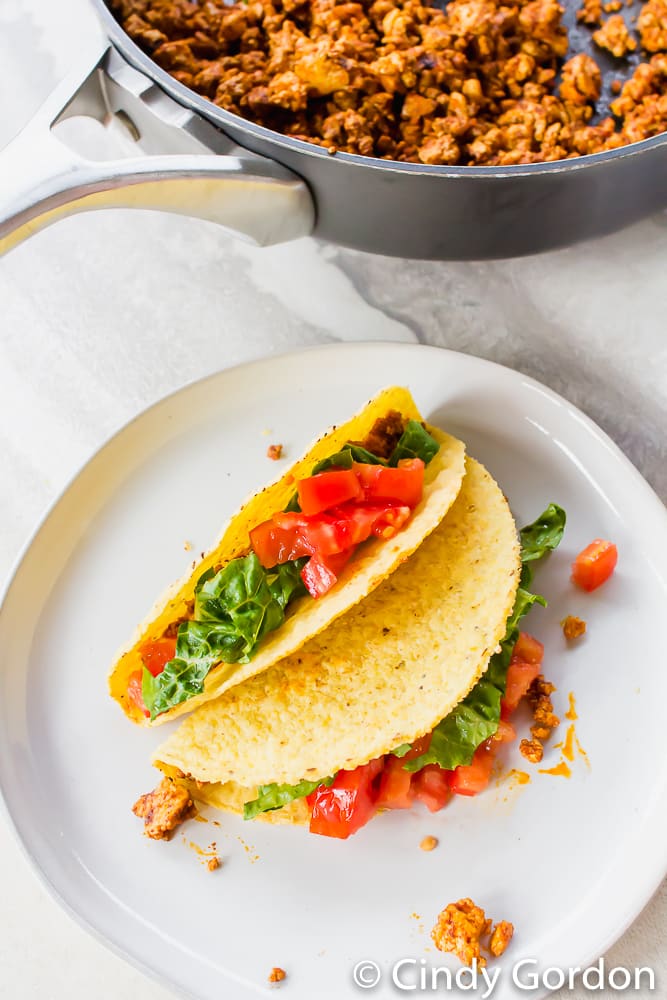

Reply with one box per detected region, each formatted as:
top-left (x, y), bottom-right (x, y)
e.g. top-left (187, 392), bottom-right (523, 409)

top-left (250, 458), bottom-right (425, 599)
top-left (308, 760), bottom-right (383, 839)
top-left (376, 756), bottom-right (415, 810)
top-left (494, 719), bottom-right (517, 744)
top-left (353, 459), bottom-right (424, 508)
top-left (251, 503), bottom-right (412, 598)
top-left (571, 539), bottom-right (618, 592)
top-left (501, 631), bottom-right (544, 715)
top-left (411, 765), bottom-right (452, 812)
top-left (449, 743), bottom-right (496, 797)
top-left (127, 637), bottom-right (177, 715)
top-left (511, 632), bottom-right (544, 664)
top-left (127, 670), bottom-right (149, 717)
top-left (297, 469), bottom-right (362, 516)
top-left (140, 637), bottom-right (177, 677)
top-left (300, 548), bottom-right (354, 598)
top-left (502, 660), bottom-right (541, 715)
top-left (403, 733), bottom-right (432, 761)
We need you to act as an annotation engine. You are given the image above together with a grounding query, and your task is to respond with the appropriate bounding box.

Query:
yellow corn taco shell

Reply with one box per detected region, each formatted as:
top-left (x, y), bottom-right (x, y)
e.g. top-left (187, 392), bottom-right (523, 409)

top-left (153, 455), bottom-right (521, 823)
top-left (109, 387), bottom-right (466, 725)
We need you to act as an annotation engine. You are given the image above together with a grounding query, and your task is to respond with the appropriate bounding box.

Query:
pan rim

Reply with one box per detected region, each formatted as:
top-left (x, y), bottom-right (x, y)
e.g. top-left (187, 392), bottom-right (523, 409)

top-left (95, 0), bottom-right (667, 178)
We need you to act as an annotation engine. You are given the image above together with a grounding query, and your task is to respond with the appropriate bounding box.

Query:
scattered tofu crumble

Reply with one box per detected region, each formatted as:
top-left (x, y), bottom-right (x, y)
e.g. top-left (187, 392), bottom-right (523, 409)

top-left (489, 921), bottom-right (515, 957)
top-left (528, 675), bottom-right (560, 741)
top-left (132, 778), bottom-right (195, 840)
top-left (561, 615), bottom-right (587, 640)
top-left (520, 738), bottom-right (544, 764)
top-left (431, 898), bottom-right (514, 968)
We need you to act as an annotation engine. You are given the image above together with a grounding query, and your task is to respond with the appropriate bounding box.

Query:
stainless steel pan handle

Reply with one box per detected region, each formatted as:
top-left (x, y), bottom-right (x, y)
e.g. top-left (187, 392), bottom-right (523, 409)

top-left (0, 39), bottom-right (314, 256)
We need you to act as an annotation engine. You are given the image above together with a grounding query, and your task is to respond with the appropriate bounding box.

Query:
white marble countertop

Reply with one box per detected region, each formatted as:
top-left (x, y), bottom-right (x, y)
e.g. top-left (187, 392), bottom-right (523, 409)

top-left (0, 0), bottom-right (665, 997)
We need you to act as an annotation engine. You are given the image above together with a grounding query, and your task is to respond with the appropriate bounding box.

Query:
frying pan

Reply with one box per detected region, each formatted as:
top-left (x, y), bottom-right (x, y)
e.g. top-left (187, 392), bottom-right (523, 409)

top-left (1, 0), bottom-right (666, 259)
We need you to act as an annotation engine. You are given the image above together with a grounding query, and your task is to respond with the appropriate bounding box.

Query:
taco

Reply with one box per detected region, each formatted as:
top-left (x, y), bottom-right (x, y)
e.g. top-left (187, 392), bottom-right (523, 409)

top-left (145, 460), bottom-right (564, 839)
top-left (110, 387), bottom-right (466, 726)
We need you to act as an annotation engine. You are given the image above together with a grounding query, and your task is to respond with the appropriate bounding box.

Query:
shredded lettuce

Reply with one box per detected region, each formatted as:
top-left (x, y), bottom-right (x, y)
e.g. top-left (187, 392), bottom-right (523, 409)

top-left (312, 445), bottom-right (387, 475)
top-left (313, 422), bottom-right (440, 474)
top-left (519, 503), bottom-right (566, 586)
top-left (243, 776), bottom-right (335, 820)
top-left (142, 554), bottom-right (306, 720)
top-left (389, 420), bottom-right (440, 466)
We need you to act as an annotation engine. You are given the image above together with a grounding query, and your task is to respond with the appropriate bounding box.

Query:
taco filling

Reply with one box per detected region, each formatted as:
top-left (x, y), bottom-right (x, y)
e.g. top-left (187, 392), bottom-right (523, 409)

top-left (238, 504), bottom-right (564, 838)
top-left (147, 450), bottom-right (565, 840)
top-left (132, 415), bottom-right (437, 720)
top-left (111, 388), bottom-right (467, 726)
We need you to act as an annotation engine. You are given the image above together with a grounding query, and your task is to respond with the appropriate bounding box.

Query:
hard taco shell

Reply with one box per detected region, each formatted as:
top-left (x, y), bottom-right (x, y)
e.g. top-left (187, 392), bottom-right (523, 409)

top-left (110, 386), bottom-right (466, 725)
top-left (154, 455), bottom-right (521, 817)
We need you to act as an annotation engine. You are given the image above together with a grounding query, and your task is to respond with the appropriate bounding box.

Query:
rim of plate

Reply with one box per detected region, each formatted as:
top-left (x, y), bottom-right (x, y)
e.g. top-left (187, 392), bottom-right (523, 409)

top-left (0, 341), bottom-right (666, 999)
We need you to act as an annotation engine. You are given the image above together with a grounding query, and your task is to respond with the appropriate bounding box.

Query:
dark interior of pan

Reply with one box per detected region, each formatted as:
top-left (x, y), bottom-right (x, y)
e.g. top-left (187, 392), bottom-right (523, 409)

top-left (97, 0), bottom-right (667, 260)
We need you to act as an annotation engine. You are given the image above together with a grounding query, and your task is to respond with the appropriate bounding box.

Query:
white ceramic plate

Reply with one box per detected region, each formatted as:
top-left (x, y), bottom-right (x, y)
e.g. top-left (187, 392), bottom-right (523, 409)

top-left (1, 344), bottom-right (666, 1000)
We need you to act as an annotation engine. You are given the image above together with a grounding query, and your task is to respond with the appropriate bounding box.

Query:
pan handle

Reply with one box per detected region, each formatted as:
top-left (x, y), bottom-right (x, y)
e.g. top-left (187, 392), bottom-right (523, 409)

top-left (0, 39), bottom-right (315, 256)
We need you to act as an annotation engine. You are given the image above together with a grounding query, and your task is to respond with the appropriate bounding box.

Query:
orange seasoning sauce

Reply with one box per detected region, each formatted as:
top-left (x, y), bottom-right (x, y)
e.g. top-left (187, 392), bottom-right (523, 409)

top-left (181, 835), bottom-right (221, 867)
top-left (557, 725), bottom-right (577, 763)
top-left (539, 760), bottom-right (572, 779)
top-left (540, 692), bottom-right (589, 777)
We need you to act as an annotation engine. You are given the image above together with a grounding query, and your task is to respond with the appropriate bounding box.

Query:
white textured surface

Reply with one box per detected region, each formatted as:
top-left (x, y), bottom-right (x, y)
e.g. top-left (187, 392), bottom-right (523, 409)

top-left (0, 0), bottom-right (665, 997)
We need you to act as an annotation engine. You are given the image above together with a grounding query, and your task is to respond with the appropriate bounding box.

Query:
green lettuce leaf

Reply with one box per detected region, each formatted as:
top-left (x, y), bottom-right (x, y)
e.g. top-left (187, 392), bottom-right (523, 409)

top-left (142, 554), bottom-right (307, 720)
top-left (389, 420), bottom-right (440, 466)
top-left (312, 444), bottom-right (388, 475)
top-left (243, 775), bottom-right (335, 820)
top-left (519, 504), bottom-right (566, 586)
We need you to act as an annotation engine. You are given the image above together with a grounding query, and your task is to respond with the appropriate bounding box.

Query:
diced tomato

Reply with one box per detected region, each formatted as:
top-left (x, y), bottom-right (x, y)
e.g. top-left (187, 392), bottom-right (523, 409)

top-left (297, 469), bottom-right (362, 516)
top-left (411, 764), bottom-right (452, 813)
top-left (376, 755), bottom-right (414, 810)
top-left (249, 515), bottom-right (315, 567)
top-left (571, 539), bottom-right (618, 592)
top-left (300, 548), bottom-right (354, 598)
top-left (370, 505), bottom-right (411, 539)
top-left (512, 632), bottom-right (544, 665)
top-left (127, 638), bottom-right (176, 718)
top-left (139, 637), bottom-right (177, 678)
top-left (298, 507), bottom-right (376, 555)
top-left (304, 504), bottom-right (411, 550)
top-left (251, 503), bottom-right (412, 569)
top-left (502, 659), bottom-right (541, 714)
top-left (402, 733), bottom-right (432, 761)
top-left (449, 743), bottom-right (496, 797)
top-left (353, 459), bottom-right (424, 509)
top-left (493, 719), bottom-right (517, 744)
top-left (308, 760), bottom-right (382, 839)
top-left (127, 669), bottom-right (149, 718)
